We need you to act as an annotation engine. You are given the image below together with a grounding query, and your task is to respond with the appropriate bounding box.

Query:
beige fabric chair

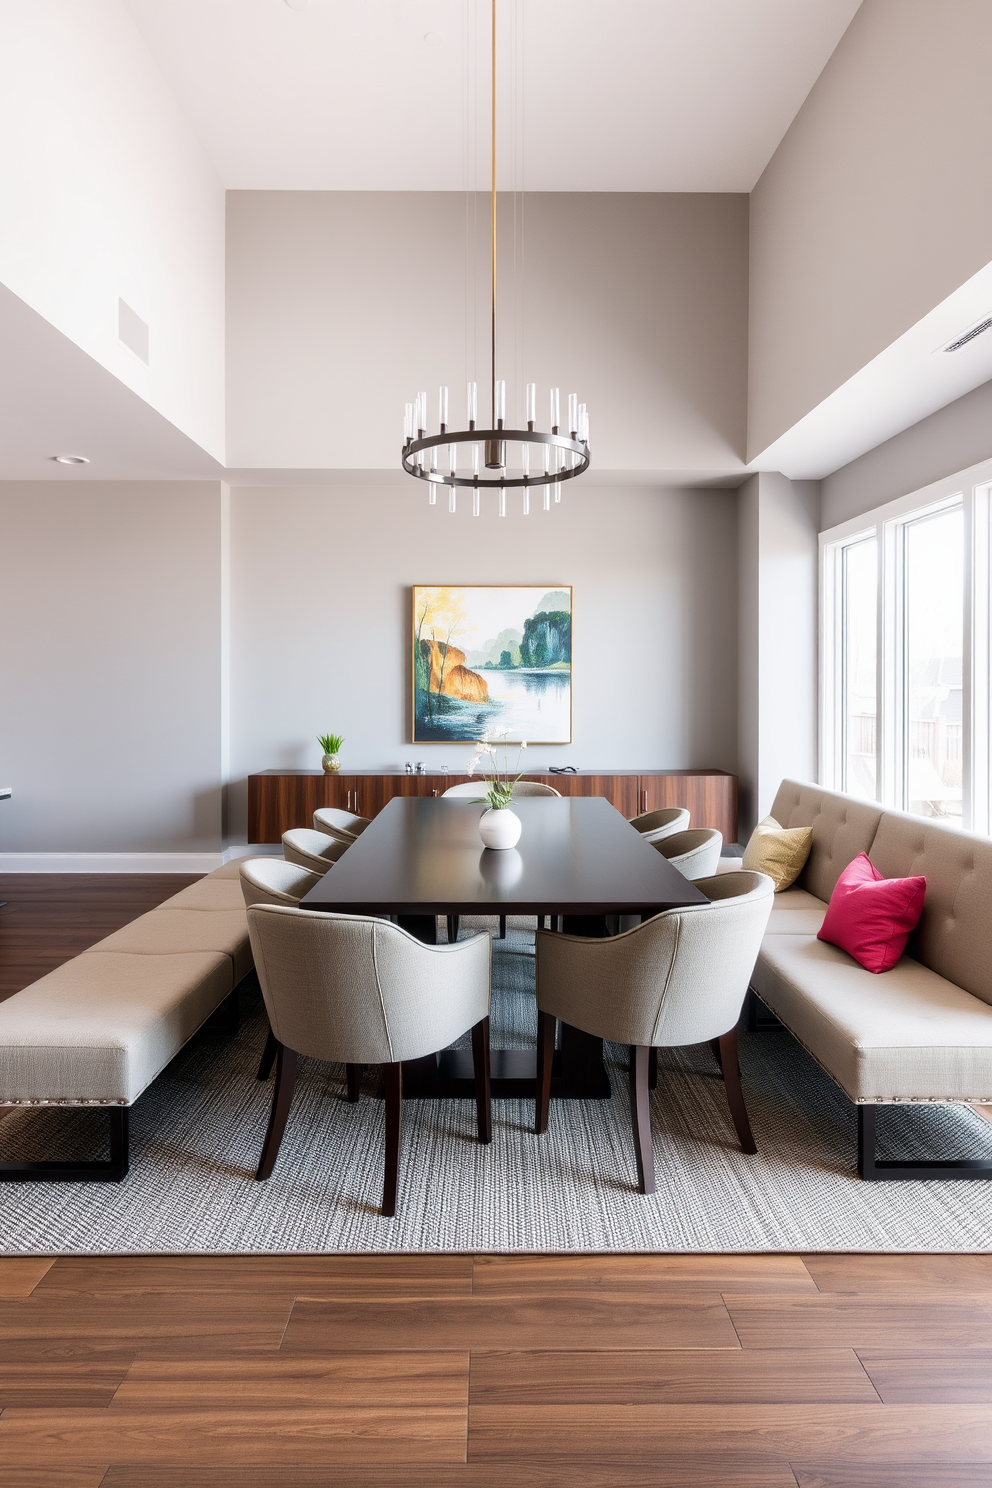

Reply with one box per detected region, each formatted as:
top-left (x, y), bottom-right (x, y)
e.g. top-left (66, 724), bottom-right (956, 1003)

top-left (239, 857), bottom-right (321, 910)
top-left (534, 870), bottom-right (774, 1193)
top-left (246, 905), bottom-right (493, 1215)
top-left (628, 806), bottom-right (690, 843)
top-left (441, 781), bottom-right (559, 938)
top-left (282, 828), bottom-right (349, 875)
top-left (312, 806), bottom-right (371, 844)
top-left (241, 857), bottom-right (324, 1084)
top-left (441, 780), bottom-right (562, 798)
top-left (653, 828), bottom-right (723, 881)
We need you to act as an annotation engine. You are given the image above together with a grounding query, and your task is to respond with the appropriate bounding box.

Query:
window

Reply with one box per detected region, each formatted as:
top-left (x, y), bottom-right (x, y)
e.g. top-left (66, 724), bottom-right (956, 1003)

top-left (903, 506), bottom-right (963, 821)
top-left (841, 536), bottom-right (877, 800)
top-left (822, 460), bottom-right (992, 833)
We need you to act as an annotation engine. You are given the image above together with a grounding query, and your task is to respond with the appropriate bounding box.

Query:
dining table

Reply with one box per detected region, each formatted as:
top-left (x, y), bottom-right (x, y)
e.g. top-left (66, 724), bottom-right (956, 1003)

top-left (299, 794), bottom-right (707, 1101)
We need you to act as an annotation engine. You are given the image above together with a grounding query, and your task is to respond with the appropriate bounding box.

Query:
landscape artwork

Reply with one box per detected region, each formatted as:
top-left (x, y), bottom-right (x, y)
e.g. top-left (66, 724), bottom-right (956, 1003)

top-left (413, 585), bottom-right (572, 744)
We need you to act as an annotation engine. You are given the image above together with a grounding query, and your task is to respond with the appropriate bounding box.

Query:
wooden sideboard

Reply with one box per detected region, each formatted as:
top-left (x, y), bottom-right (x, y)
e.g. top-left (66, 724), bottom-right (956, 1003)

top-left (247, 769), bottom-right (738, 845)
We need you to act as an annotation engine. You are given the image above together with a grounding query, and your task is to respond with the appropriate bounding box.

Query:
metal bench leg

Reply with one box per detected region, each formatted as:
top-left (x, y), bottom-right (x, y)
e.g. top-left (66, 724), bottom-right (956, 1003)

top-left (859, 1102), bottom-right (992, 1181)
top-left (0, 1106), bottom-right (129, 1183)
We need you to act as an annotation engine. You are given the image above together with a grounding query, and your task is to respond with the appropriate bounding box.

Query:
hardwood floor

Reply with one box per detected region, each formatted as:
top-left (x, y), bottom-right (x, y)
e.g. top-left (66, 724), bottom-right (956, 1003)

top-left (0, 874), bottom-right (200, 1004)
top-left (2, 875), bottom-right (992, 1484)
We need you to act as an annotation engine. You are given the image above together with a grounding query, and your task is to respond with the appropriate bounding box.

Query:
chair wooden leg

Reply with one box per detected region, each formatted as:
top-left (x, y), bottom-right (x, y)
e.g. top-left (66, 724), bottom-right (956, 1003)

top-left (256, 1044), bottom-right (298, 1180)
top-left (471, 1017), bottom-right (492, 1144)
top-left (709, 1037), bottom-right (723, 1073)
top-left (345, 1063), bottom-right (361, 1103)
top-left (718, 1027), bottom-right (757, 1155)
top-left (535, 1011), bottom-right (556, 1134)
top-left (498, 915), bottom-right (506, 939)
top-left (257, 1029), bottom-right (277, 1081)
top-left (648, 1047), bottom-right (658, 1090)
top-left (447, 915), bottom-right (460, 943)
top-left (382, 1062), bottom-right (403, 1216)
top-left (629, 1044), bottom-right (656, 1194)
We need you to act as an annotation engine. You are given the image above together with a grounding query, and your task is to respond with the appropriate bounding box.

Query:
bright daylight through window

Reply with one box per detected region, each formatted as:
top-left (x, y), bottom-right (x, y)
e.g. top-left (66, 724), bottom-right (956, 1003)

top-left (822, 470), bottom-right (992, 834)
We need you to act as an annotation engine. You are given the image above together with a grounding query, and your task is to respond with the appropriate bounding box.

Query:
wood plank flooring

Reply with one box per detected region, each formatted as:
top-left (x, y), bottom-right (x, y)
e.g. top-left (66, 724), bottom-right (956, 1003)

top-left (0, 1253), bottom-right (991, 1484)
top-left (0, 874), bottom-right (199, 1003)
top-left (3, 874), bottom-right (992, 1484)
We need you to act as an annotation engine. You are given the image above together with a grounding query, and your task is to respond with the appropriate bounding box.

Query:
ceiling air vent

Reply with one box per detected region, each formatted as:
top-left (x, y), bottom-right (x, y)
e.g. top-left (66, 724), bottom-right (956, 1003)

top-left (943, 317), bottom-right (992, 353)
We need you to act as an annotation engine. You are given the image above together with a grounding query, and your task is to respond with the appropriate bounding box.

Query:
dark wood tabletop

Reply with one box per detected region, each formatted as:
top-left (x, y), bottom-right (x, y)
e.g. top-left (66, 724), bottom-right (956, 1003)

top-left (299, 795), bottom-right (708, 918)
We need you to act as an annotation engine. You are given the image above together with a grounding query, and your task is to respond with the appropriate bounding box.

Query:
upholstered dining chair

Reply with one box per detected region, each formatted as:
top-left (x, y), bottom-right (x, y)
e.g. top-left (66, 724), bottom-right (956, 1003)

top-left (652, 828), bottom-right (723, 881)
top-left (246, 905), bottom-right (492, 1215)
top-left (628, 806), bottom-right (690, 843)
top-left (441, 779), bottom-right (562, 940)
top-left (281, 827), bottom-right (350, 875)
top-left (240, 857), bottom-right (323, 1083)
top-left (441, 780), bottom-right (562, 799)
top-left (239, 856), bottom-right (321, 909)
top-left (534, 870), bottom-right (774, 1194)
top-left (312, 806), bottom-right (370, 844)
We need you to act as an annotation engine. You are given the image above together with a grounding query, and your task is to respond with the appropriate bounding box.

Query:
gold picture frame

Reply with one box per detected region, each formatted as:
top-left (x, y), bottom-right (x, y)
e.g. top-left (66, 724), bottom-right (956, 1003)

top-left (412, 584), bottom-right (572, 744)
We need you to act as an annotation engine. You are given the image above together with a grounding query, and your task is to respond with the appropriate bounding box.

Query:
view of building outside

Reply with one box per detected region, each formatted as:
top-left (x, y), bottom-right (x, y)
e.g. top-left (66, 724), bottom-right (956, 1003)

top-left (842, 536), bottom-right (877, 799)
top-left (904, 506), bottom-right (964, 820)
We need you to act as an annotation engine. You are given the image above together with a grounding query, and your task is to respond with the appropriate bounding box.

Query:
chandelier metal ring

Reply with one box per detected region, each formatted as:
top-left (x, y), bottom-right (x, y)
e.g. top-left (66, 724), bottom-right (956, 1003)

top-left (402, 429), bottom-right (590, 490)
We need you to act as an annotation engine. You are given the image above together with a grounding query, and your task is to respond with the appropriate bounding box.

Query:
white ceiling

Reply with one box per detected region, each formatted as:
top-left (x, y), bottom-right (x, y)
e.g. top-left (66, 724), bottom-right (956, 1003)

top-left (122, 0), bottom-right (863, 193)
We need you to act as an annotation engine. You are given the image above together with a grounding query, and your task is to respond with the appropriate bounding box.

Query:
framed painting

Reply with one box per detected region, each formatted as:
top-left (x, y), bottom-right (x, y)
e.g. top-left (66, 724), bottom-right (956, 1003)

top-left (412, 585), bottom-right (572, 744)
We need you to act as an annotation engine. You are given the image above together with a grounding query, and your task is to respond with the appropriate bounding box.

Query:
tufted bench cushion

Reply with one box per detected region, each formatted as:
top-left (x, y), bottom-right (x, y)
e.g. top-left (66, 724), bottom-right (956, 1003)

top-left (0, 950), bottom-right (233, 1105)
top-left (752, 934), bottom-right (992, 1104)
top-left (764, 887), bottom-right (828, 938)
top-left (93, 908), bottom-right (253, 983)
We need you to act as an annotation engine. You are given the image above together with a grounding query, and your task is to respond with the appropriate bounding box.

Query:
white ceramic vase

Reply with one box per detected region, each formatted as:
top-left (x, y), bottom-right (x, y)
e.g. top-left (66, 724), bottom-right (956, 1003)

top-left (321, 753), bottom-right (341, 774)
top-left (479, 807), bottom-right (522, 850)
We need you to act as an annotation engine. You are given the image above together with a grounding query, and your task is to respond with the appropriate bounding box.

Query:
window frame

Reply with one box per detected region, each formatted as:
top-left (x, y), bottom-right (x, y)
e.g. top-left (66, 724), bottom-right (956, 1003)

top-left (820, 455), bottom-right (992, 833)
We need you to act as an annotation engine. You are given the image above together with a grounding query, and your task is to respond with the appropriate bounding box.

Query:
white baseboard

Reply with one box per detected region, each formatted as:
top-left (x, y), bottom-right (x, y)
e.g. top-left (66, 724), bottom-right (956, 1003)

top-left (222, 845), bottom-right (281, 863)
top-left (0, 853), bottom-right (225, 874)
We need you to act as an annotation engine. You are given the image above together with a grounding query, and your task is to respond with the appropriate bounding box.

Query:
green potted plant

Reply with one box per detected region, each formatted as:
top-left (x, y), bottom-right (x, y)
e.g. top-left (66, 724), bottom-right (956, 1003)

top-left (467, 729), bottom-right (527, 848)
top-left (317, 733), bottom-right (344, 774)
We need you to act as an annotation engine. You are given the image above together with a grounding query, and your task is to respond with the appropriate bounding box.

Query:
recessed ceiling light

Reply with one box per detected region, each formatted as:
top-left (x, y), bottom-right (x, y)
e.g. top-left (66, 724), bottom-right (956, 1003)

top-left (51, 454), bottom-right (89, 465)
top-left (424, 31), bottom-right (442, 45)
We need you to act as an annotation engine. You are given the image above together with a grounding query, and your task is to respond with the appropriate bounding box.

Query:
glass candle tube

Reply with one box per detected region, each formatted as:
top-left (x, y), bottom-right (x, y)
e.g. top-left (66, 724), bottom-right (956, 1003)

top-left (568, 393), bottom-right (578, 436)
top-left (526, 382), bottom-right (536, 425)
top-left (550, 387), bottom-right (560, 431)
top-left (438, 385), bottom-right (448, 430)
top-left (467, 381), bottom-right (478, 426)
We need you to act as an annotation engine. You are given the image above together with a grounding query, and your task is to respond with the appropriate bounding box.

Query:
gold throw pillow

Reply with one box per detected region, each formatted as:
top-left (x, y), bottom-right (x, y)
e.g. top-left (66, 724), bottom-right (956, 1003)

top-left (742, 815), bottom-right (813, 892)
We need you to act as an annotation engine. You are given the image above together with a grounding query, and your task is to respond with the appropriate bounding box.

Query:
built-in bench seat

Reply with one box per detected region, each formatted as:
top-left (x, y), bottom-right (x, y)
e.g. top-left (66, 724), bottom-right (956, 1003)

top-left (749, 780), bottom-right (992, 1179)
top-left (0, 861), bottom-right (253, 1182)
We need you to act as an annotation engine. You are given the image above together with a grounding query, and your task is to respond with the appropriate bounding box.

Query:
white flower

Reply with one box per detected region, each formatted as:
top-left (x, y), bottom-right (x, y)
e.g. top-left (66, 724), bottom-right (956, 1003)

top-left (466, 754), bottom-right (480, 776)
top-left (520, 740), bottom-right (528, 750)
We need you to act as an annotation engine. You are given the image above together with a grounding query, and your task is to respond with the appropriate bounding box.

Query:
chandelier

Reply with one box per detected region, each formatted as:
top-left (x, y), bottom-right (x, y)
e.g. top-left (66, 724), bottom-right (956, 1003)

top-left (401, 0), bottom-right (591, 514)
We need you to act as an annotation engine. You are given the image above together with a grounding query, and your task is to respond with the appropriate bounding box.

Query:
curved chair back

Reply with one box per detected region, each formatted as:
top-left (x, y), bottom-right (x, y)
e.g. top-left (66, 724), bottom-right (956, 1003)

top-left (282, 828), bottom-right (349, 875)
top-left (653, 827), bottom-right (723, 880)
top-left (629, 806), bottom-right (690, 842)
top-left (442, 780), bottom-right (561, 798)
top-left (240, 856), bottom-right (321, 909)
top-left (247, 906), bottom-right (491, 1066)
top-left (312, 806), bottom-right (370, 843)
top-left (536, 870), bottom-right (773, 1049)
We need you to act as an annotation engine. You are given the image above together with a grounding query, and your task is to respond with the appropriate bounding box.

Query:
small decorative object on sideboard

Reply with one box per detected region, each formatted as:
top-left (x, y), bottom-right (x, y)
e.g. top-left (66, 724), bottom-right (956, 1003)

top-left (317, 733), bottom-right (344, 774)
top-left (469, 730), bottom-right (526, 850)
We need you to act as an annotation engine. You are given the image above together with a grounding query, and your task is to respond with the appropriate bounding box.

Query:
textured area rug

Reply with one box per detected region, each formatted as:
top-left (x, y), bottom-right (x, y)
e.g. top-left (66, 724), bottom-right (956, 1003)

top-left (3, 918), bottom-right (992, 1253)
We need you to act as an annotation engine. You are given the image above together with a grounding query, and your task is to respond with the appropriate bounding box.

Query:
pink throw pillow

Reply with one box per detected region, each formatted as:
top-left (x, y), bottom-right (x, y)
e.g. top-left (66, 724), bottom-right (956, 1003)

top-left (817, 852), bottom-right (926, 974)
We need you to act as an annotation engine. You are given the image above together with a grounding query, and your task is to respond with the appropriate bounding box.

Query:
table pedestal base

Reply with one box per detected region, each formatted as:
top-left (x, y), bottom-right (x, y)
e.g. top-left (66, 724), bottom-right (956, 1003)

top-left (395, 1022), bottom-right (611, 1102)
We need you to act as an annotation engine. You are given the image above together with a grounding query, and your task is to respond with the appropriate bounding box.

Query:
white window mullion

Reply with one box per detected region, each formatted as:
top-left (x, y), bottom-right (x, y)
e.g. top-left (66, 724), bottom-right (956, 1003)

top-left (879, 516), bottom-right (903, 810)
top-left (967, 483), bottom-right (992, 834)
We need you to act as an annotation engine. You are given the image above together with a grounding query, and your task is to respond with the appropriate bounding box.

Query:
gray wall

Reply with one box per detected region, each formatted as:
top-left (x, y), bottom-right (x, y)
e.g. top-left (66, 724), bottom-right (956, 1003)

top-left (226, 191), bottom-right (749, 477)
top-left (748, 0), bottom-right (992, 458)
top-left (228, 481), bottom-right (739, 844)
top-left (737, 473), bottom-right (819, 832)
top-left (0, 481), bottom-right (226, 863)
top-left (821, 377), bottom-right (992, 530)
